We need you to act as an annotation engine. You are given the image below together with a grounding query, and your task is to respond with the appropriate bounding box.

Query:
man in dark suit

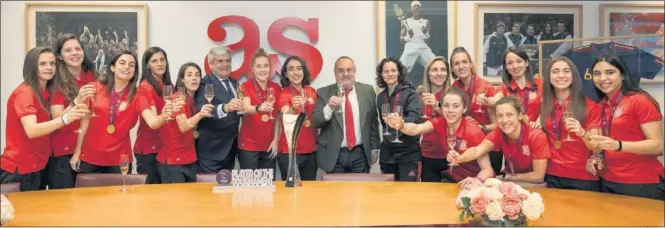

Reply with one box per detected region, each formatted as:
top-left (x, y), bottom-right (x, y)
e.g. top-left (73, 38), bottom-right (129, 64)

top-left (312, 56), bottom-right (380, 173)
top-left (195, 46), bottom-right (244, 173)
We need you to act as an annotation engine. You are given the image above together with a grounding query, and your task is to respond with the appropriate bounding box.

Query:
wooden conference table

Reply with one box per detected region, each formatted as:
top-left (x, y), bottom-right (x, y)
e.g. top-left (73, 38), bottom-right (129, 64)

top-left (4, 181), bottom-right (664, 226)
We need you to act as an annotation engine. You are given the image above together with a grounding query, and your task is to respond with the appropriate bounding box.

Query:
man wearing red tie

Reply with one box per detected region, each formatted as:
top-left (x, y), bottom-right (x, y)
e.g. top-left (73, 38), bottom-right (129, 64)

top-left (312, 56), bottom-right (380, 173)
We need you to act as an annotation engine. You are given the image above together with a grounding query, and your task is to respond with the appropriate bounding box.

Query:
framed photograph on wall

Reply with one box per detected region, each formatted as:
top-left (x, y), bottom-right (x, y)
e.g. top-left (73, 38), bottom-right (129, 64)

top-left (25, 2), bottom-right (148, 76)
top-left (600, 3), bottom-right (664, 82)
top-left (474, 3), bottom-right (582, 82)
top-left (376, 0), bottom-right (457, 88)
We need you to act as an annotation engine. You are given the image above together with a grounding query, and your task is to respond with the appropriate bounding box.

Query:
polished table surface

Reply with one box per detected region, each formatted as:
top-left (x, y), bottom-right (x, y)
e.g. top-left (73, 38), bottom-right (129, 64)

top-left (4, 181), bottom-right (664, 226)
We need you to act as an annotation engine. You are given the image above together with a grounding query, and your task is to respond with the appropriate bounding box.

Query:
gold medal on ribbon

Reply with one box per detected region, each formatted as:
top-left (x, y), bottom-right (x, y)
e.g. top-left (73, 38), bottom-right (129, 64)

top-left (304, 120), bottom-right (311, 128)
top-left (106, 125), bottom-right (116, 134)
top-left (193, 130), bottom-right (199, 139)
top-left (553, 140), bottom-right (561, 149)
top-left (261, 114), bottom-right (269, 122)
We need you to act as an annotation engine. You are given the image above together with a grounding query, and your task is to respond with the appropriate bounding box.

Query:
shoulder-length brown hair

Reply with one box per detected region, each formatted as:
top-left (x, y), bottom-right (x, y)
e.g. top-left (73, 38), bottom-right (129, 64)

top-left (539, 56), bottom-right (587, 129)
top-left (52, 33), bottom-right (96, 102)
top-left (24, 47), bottom-right (56, 112)
top-left (422, 56), bottom-right (451, 101)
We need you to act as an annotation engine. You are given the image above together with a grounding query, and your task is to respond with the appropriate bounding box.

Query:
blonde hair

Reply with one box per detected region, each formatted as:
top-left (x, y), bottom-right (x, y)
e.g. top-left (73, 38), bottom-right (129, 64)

top-left (422, 56), bottom-right (451, 96)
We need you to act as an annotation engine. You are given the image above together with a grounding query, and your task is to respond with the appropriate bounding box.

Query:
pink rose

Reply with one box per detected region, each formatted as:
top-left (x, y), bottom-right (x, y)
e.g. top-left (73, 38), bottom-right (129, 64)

top-left (470, 194), bottom-right (490, 215)
top-left (501, 195), bottom-right (522, 220)
top-left (498, 182), bottom-right (516, 196)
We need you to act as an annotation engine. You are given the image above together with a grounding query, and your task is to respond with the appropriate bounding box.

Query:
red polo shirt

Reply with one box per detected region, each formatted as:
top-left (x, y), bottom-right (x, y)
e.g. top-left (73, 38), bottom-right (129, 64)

top-left (157, 99), bottom-right (196, 165)
top-left (498, 78), bottom-right (543, 122)
top-left (589, 92), bottom-right (664, 184)
top-left (276, 85), bottom-right (317, 154)
top-left (430, 117), bottom-right (487, 181)
top-left (79, 82), bottom-right (142, 166)
top-left (50, 71), bottom-right (96, 157)
top-left (452, 75), bottom-right (496, 125)
top-left (486, 124), bottom-right (551, 174)
top-left (422, 90), bottom-right (445, 159)
top-left (1, 83), bottom-right (51, 174)
top-left (133, 81), bottom-right (165, 154)
top-left (545, 97), bottom-right (600, 181)
top-left (238, 80), bottom-right (281, 151)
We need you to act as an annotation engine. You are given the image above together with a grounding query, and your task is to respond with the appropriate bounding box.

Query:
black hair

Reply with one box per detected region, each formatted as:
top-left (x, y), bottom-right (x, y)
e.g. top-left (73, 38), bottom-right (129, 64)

top-left (141, 46), bottom-right (173, 96)
top-left (279, 56), bottom-right (311, 88)
top-left (375, 57), bottom-right (410, 88)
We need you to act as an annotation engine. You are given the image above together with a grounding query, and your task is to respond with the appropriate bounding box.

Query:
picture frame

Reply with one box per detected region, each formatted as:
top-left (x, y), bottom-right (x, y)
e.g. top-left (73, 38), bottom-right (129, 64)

top-left (599, 3), bottom-right (664, 83)
top-left (474, 3), bottom-right (582, 83)
top-left (376, 0), bottom-right (457, 88)
top-left (25, 2), bottom-right (148, 76)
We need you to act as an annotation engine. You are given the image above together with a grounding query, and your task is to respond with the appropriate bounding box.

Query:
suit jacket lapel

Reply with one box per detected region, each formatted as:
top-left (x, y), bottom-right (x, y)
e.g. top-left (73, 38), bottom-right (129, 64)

top-left (209, 75), bottom-right (228, 101)
top-left (357, 83), bottom-right (367, 130)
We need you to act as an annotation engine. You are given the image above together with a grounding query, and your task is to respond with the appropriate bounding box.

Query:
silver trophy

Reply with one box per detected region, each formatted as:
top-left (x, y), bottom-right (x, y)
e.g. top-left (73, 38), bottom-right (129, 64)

top-left (285, 113), bottom-right (307, 188)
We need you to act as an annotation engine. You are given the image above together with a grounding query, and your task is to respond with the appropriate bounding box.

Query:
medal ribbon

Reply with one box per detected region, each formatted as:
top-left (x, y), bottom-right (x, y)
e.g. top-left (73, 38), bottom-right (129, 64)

top-left (550, 99), bottom-right (568, 142)
top-left (384, 91), bottom-right (402, 113)
top-left (601, 93), bottom-right (623, 136)
top-left (252, 79), bottom-right (267, 102)
top-left (109, 86), bottom-right (128, 127)
top-left (503, 124), bottom-right (525, 175)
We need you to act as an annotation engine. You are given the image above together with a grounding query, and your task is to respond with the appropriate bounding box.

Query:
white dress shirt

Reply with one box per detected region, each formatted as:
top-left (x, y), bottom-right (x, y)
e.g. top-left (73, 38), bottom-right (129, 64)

top-left (213, 74), bottom-right (237, 119)
top-left (323, 85), bottom-right (362, 148)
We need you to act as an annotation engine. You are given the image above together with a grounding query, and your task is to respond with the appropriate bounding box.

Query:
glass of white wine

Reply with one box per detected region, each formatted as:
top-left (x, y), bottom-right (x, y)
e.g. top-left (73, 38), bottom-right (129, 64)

top-left (267, 87), bottom-right (276, 119)
top-left (336, 87), bottom-right (345, 113)
top-left (119, 154), bottom-right (130, 192)
top-left (237, 86), bottom-right (245, 114)
top-left (163, 85), bottom-right (174, 120)
top-left (74, 96), bottom-right (90, 133)
top-left (204, 84), bottom-right (214, 117)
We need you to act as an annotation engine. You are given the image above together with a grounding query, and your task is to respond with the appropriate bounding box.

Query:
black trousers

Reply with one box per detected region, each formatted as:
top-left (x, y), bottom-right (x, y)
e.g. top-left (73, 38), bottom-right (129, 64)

top-left (135, 153), bottom-right (161, 184)
top-left (157, 162), bottom-right (197, 183)
top-left (78, 161), bottom-right (132, 174)
top-left (489, 150), bottom-right (503, 175)
top-left (238, 149), bottom-right (277, 180)
top-left (331, 146), bottom-right (369, 173)
top-left (277, 152), bottom-right (318, 181)
top-left (197, 141), bottom-right (237, 174)
top-left (380, 161), bottom-right (419, 182)
top-left (545, 174), bottom-right (600, 192)
top-left (601, 177), bottom-right (665, 201)
top-left (46, 154), bottom-right (77, 189)
top-left (421, 156), bottom-right (449, 182)
top-left (441, 171), bottom-right (457, 183)
top-left (0, 168), bottom-right (42, 192)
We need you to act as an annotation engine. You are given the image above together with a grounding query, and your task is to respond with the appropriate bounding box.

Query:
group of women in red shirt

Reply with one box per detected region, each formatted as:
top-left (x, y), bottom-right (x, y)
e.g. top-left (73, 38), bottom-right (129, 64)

top-left (2, 33), bottom-right (663, 201)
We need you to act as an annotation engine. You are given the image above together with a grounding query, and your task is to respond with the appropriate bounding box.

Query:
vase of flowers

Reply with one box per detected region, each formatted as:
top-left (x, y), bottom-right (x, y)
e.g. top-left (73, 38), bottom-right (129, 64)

top-left (0, 194), bottom-right (14, 226)
top-left (455, 177), bottom-right (544, 227)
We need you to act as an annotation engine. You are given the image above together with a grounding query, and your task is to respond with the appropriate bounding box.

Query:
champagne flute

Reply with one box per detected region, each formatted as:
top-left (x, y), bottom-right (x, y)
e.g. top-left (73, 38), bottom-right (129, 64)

top-left (88, 82), bottom-right (98, 117)
top-left (204, 84), bottom-right (214, 117)
top-left (74, 96), bottom-right (90, 133)
top-left (300, 88), bottom-right (307, 114)
top-left (391, 106), bottom-right (403, 143)
top-left (447, 136), bottom-right (457, 172)
top-left (163, 85), bottom-right (174, 120)
top-left (381, 103), bottom-right (392, 136)
top-left (176, 87), bottom-right (187, 118)
top-left (336, 87), bottom-right (345, 114)
top-left (119, 154), bottom-right (130, 192)
top-left (236, 86), bottom-right (245, 114)
top-left (476, 88), bottom-right (487, 113)
top-left (419, 86), bottom-right (430, 119)
top-left (267, 87), bottom-right (276, 119)
top-left (563, 110), bottom-right (574, 141)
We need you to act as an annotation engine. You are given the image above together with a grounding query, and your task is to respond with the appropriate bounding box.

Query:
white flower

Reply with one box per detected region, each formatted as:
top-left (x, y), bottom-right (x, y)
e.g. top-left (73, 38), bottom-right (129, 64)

top-left (483, 178), bottom-right (503, 188)
top-left (521, 192), bottom-right (545, 220)
top-left (0, 194), bottom-right (14, 226)
top-left (485, 201), bottom-right (505, 221)
top-left (514, 184), bottom-right (530, 196)
top-left (482, 187), bottom-right (504, 201)
top-left (463, 186), bottom-right (486, 199)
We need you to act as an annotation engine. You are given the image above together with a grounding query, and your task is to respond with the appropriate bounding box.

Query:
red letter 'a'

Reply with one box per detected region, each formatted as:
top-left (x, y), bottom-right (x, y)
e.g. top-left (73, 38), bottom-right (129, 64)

top-left (205, 15), bottom-right (260, 80)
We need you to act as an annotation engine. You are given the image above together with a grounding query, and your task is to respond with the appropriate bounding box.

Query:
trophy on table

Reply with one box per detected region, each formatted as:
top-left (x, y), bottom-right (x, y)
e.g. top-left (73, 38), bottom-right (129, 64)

top-left (285, 112), bottom-right (307, 188)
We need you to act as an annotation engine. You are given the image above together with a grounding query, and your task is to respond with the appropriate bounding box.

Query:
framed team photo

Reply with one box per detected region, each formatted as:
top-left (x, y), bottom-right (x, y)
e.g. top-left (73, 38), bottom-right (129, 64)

top-left (376, 0), bottom-right (457, 88)
top-left (474, 3), bottom-right (582, 82)
top-left (25, 2), bottom-right (148, 77)
top-left (600, 3), bottom-right (664, 82)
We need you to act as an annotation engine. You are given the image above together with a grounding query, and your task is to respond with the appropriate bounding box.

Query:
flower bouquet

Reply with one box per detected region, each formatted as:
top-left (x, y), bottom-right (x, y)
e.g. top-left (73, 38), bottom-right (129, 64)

top-left (0, 194), bottom-right (14, 226)
top-left (455, 178), bottom-right (545, 226)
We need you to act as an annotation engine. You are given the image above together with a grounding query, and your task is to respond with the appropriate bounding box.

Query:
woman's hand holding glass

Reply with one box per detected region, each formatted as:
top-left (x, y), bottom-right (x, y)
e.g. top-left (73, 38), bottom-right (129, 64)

top-left (197, 104), bottom-right (214, 118)
top-left (385, 112), bottom-right (405, 132)
top-left (257, 102), bottom-right (274, 113)
top-left (564, 116), bottom-right (586, 138)
top-left (291, 95), bottom-right (304, 110)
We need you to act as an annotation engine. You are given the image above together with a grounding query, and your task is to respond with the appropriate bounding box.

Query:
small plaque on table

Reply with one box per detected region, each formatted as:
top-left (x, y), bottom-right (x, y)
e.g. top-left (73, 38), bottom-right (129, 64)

top-left (213, 169), bottom-right (276, 193)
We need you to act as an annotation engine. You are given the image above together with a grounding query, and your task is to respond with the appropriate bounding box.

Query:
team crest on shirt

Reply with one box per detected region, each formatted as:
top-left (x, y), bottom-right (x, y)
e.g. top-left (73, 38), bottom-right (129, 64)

top-left (528, 91), bottom-right (537, 100)
top-left (614, 106), bottom-right (623, 117)
top-left (522, 145), bottom-right (531, 155)
top-left (459, 140), bottom-right (468, 151)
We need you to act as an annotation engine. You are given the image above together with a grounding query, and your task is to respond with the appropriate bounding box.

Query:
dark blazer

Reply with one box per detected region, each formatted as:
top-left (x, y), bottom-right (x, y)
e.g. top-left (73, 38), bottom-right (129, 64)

top-left (195, 74), bottom-right (240, 161)
top-left (311, 82), bottom-right (380, 172)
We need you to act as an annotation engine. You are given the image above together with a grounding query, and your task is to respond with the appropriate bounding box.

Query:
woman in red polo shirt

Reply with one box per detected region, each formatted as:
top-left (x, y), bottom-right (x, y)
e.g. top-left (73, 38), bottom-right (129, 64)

top-left (1, 47), bottom-right (87, 191)
top-left (449, 47), bottom-right (502, 174)
top-left (48, 34), bottom-right (97, 189)
top-left (238, 48), bottom-right (280, 175)
top-left (588, 56), bottom-right (664, 200)
top-left (386, 87), bottom-right (495, 182)
top-left (268, 56), bottom-right (318, 180)
top-left (134, 46), bottom-right (175, 184)
top-left (492, 47), bottom-right (543, 125)
top-left (418, 56), bottom-right (451, 182)
top-left (539, 57), bottom-right (600, 191)
top-left (448, 96), bottom-right (552, 184)
top-left (70, 51), bottom-right (173, 174)
top-left (157, 62), bottom-right (213, 183)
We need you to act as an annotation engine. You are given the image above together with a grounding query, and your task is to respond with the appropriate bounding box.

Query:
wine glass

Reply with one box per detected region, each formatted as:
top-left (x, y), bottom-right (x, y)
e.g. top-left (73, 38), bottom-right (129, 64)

top-left (119, 154), bottom-right (130, 192)
top-left (88, 82), bottom-right (98, 117)
top-left (563, 110), bottom-right (574, 141)
top-left (300, 89), bottom-right (307, 114)
top-left (267, 87), bottom-right (276, 119)
top-left (236, 86), bottom-right (245, 114)
top-left (447, 136), bottom-right (457, 171)
top-left (391, 106), bottom-right (403, 143)
top-left (381, 103), bottom-right (392, 136)
top-left (176, 87), bottom-right (187, 117)
top-left (204, 84), bottom-right (214, 117)
top-left (74, 96), bottom-right (90, 133)
top-left (476, 88), bottom-right (487, 113)
top-left (163, 85), bottom-right (174, 120)
top-left (336, 87), bottom-right (345, 113)
top-left (419, 86), bottom-right (430, 119)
